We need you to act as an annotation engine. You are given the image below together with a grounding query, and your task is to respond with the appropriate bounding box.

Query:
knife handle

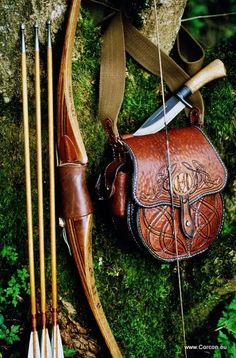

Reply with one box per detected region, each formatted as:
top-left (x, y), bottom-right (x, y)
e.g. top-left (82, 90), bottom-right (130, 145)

top-left (185, 59), bottom-right (226, 94)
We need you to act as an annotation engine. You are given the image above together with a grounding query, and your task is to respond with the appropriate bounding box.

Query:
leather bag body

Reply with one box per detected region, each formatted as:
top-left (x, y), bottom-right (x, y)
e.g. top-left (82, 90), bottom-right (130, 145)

top-left (98, 126), bottom-right (228, 261)
top-left (97, 12), bottom-right (228, 261)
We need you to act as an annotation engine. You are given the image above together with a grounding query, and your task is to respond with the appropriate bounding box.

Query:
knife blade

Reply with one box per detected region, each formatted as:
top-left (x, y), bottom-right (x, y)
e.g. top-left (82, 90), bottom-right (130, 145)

top-left (134, 59), bottom-right (226, 136)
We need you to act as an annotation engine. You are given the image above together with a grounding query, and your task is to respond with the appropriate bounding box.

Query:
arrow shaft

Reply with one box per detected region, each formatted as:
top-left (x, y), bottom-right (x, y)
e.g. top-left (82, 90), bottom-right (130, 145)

top-left (47, 20), bottom-right (58, 314)
top-left (47, 21), bottom-right (63, 358)
top-left (34, 24), bottom-right (47, 323)
top-left (21, 22), bottom-right (37, 326)
top-left (22, 24), bottom-right (40, 358)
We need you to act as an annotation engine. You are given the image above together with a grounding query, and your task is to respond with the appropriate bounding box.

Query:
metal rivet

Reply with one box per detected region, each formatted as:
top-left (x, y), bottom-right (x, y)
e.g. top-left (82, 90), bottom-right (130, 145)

top-left (186, 220), bottom-right (191, 227)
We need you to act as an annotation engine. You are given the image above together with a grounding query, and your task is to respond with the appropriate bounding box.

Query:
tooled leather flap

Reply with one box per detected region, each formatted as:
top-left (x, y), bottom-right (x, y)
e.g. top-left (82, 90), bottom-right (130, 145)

top-left (122, 127), bottom-right (227, 208)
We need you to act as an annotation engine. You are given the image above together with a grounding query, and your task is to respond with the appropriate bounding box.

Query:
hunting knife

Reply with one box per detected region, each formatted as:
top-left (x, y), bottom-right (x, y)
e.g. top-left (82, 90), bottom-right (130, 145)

top-left (134, 59), bottom-right (226, 136)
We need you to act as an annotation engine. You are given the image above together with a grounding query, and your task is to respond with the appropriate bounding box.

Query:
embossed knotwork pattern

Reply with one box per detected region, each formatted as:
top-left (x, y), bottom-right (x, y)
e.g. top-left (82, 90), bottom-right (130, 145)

top-left (137, 193), bottom-right (223, 261)
top-left (123, 127), bottom-right (227, 207)
top-left (120, 127), bottom-right (227, 261)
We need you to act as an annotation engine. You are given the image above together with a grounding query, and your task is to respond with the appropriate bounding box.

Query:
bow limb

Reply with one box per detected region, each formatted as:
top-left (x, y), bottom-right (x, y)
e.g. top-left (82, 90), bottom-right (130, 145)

top-left (57, 1), bottom-right (122, 357)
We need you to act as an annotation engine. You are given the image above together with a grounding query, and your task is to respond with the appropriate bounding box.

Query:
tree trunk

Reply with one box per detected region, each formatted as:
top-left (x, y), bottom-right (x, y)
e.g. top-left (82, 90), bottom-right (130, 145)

top-left (141, 0), bottom-right (187, 53)
top-left (0, 0), bottom-right (186, 102)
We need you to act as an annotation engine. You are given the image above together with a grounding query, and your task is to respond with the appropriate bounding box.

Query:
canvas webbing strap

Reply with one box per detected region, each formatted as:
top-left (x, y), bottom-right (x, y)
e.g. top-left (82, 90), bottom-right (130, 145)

top-left (99, 12), bottom-right (126, 138)
top-left (99, 12), bottom-right (205, 138)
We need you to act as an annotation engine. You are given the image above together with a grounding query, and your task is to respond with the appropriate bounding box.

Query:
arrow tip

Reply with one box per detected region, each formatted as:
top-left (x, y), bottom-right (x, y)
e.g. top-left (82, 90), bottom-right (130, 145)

top-left (20, 23), bottom-right (26, 53)
top-left (34, 23), bottom-right (39, 51)
top-left (47, 18), bottom-right (52, 48)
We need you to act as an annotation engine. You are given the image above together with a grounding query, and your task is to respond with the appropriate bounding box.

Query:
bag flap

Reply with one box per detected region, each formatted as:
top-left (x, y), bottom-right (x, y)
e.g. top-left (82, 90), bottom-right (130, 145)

top-left (122, 127), bottom-right (227, 207)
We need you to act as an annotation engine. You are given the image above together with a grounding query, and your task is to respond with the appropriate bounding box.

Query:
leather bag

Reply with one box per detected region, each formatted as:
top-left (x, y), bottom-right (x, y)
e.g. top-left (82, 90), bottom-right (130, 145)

top-left (100, 127), bottom-right (227, 261)
top-left (97, 12), bottom-right (228, 261)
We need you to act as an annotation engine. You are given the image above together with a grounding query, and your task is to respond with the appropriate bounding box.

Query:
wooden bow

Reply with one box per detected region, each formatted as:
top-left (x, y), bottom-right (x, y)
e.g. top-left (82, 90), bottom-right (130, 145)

top-left (57, 1), bottom-right (122, 356)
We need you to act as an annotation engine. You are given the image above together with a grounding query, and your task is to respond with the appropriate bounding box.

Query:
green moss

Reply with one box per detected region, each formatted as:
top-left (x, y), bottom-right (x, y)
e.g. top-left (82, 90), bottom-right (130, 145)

top-left (203, 42), bottom-right (236, 235)
top-left (92, 219), bottom-right (182, 357)
top-left (120, 60), bottom-right (161, 134)
top-left (214, 295), bottom-right (236, 357)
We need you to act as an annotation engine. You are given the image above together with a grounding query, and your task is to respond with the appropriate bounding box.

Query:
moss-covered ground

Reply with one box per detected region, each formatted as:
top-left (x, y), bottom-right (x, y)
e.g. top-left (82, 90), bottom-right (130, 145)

top-left (0, 6), bottom-right (235, 358)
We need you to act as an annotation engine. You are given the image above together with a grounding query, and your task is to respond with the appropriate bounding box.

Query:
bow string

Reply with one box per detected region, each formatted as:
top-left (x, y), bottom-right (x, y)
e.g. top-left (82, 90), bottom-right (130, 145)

top-left (153, 1), bottom-right (188, 356)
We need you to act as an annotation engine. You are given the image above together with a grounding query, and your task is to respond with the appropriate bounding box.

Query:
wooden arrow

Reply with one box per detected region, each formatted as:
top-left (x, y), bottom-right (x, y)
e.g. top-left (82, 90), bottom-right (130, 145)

top-left (34, 23), bottom-right (52, 358)
top-left (21, 23), bottom-right (40, 358)
top-left (47, 19), bottom-right (64, 358)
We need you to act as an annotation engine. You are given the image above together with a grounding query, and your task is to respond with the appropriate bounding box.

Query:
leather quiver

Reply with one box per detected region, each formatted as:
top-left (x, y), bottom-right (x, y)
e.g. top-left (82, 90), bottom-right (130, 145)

top-left (103, 126), bottom-right (227, 262)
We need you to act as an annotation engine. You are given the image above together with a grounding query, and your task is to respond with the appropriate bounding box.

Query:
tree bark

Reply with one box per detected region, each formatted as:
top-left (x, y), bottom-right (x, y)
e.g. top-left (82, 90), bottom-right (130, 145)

top-left (0, 0), bottom-right (186, 102)
top-left (141, 0), bottom-right (187, 53)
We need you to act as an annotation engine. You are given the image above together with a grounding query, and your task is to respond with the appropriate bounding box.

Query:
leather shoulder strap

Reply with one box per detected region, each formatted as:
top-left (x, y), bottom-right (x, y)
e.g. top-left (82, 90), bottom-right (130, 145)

top-left (99, 12), bottom-right (205, 137)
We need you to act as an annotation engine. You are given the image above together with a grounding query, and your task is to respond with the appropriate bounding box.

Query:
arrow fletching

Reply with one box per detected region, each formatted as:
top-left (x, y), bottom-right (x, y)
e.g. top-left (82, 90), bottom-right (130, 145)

top-left (51, 325), bottom-right (64, 358)
top-left (28, 331), bottom-right (41, 358)
top-left (40, 328), bottom-right (52, 358)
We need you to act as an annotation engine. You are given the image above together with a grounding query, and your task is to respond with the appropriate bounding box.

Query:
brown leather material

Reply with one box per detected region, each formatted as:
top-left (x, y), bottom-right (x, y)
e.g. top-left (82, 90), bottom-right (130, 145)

top-left (101, 127), bottom-right (228, 261)
top-left (104, 158), bottom-right (125, 198)
top-left (109, 171), bottom-right (128, 218)
top-left (59, 163), bottom-right (93, 219)
top-left (122, 127), bottom-right (227, 208)
top-left (137, 193), bottom-right (223, 261)
top-left (95, 157), bottom-right (126, 201)
top-left (180, 196), bottom-right (195, 239)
